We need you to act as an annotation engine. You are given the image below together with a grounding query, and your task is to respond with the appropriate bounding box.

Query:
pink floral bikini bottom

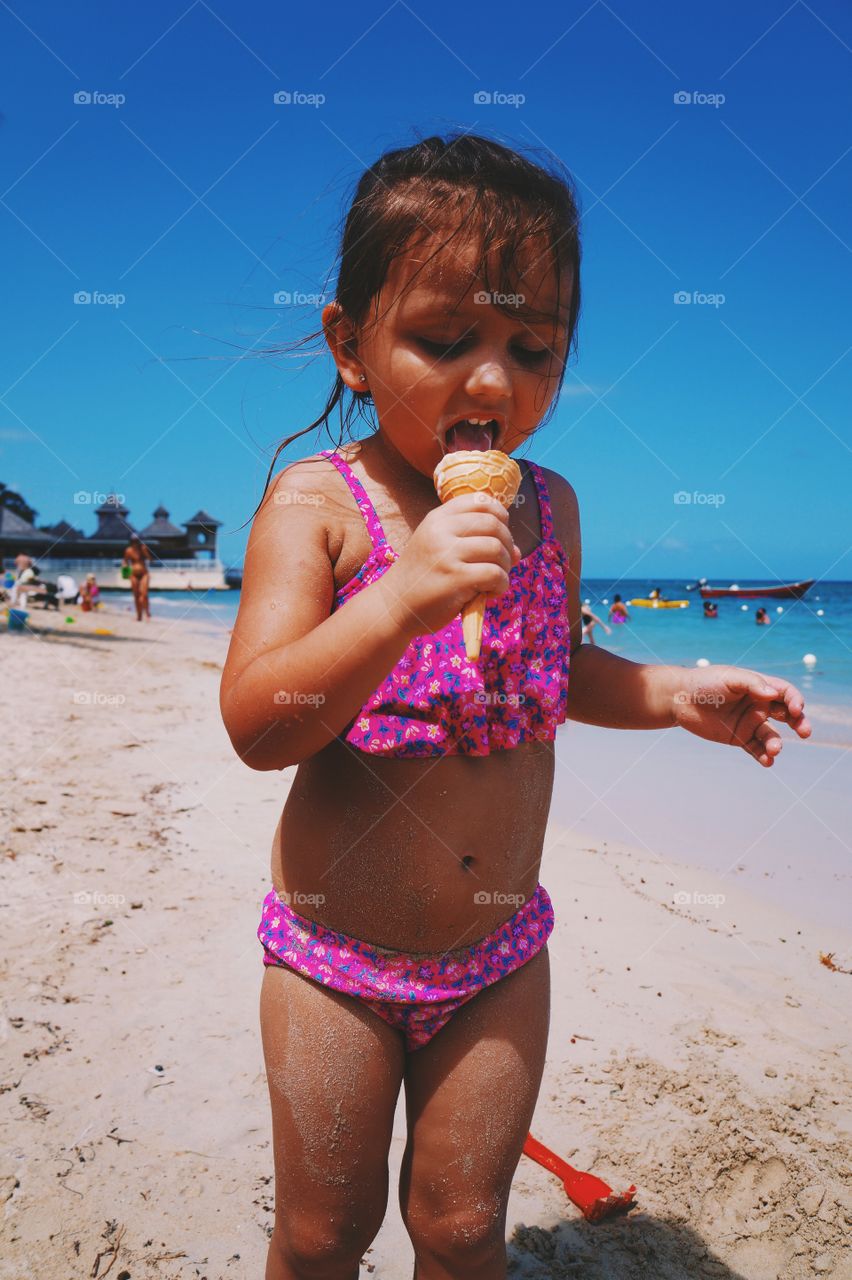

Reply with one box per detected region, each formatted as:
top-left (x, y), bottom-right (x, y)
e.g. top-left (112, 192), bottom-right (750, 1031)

top-left (258, 883), bottom-right (554, 1052)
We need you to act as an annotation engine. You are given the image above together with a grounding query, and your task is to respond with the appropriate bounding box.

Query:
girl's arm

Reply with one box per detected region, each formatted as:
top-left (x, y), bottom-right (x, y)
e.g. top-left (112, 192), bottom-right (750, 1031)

top-left (220, 461), bottom-right (419, 771)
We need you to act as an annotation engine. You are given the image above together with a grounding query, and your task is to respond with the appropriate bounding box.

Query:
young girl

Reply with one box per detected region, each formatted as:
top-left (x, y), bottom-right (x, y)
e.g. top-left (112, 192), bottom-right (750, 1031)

top-left (220, 133), bottom-right (811, 1280)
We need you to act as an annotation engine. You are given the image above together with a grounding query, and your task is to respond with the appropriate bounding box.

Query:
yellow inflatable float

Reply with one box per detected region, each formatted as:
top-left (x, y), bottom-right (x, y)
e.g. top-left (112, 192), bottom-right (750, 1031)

top-left (629, 598), bottom-right (689, 609)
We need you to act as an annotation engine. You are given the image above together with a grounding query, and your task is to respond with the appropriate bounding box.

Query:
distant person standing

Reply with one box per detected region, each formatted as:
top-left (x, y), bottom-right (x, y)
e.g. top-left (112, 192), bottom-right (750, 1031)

top-left (581, 602), bottom-right (612, 645)
top-left (703, 601), bottom-right (718, 619)
top-left (755, 607), bottom-right (771, 626)
top-left (122, 533), bottom-right (152, 621)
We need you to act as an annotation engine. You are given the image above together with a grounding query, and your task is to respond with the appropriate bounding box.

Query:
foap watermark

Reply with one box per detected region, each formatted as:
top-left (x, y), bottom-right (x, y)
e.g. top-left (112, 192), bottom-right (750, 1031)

top-left (673, 490), bottom-right (726, 507)
top-left (673, 890), bottom-right (726, 908)
top-left (474, 290), bottom-right (526, 307)
top-left (673, 90), bottom-right (725, 108)
top-left (470, 489), bottom-right (527, 508)
top-left (474, 690), bottom-right (525, 708)
top-left (473, 890), bottom-right (525, 906)
top-left (277, 890), bottom-right (326, 906)
top-left (673, 688), bottom-right (726, 709)
top-left (273, 489), bottom-right (325, 506)
top-left (273, 290), bottom-right (326, 306)
top-left (273, 690), bottom-right (326, 706)
top-left (74, 290), bottom-right (126, 308)
top-left (74, 490), bottom-right (126, 505)
top-left (73, 691), bottom-right (126, 706)
top-left (673, 290), bottom-right (725, 308)
top-left (473, 90), bottom-right (526, 108)
top-left (74, 90), bottom-right (125, 108)
top-left (73, 890), bottom-right (127, 906)
top-left (273, 90), bottom-right (325, 107)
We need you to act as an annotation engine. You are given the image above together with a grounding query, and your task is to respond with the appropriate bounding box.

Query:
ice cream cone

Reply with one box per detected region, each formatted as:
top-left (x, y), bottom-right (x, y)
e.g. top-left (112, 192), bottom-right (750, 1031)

top-left (433, 449), bottom-right (522, 660)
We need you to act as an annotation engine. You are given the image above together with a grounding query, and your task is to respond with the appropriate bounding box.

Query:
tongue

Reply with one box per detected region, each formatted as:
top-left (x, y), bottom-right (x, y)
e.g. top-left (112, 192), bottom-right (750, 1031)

top-left (446, 420), bottom-right (493, 452)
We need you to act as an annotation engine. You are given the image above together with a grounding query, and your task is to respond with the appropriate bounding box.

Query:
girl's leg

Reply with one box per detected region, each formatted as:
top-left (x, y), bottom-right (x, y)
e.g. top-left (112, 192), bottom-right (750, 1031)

top-left (260, 964), bottom-right (407, 1280)
top-left (398, 946), bottom-right (550, 1280)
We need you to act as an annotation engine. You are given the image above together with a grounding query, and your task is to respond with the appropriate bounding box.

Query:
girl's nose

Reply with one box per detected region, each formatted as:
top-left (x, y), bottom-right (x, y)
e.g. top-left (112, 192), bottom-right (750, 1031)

top-left (464, 358), bottom-right (512, 398)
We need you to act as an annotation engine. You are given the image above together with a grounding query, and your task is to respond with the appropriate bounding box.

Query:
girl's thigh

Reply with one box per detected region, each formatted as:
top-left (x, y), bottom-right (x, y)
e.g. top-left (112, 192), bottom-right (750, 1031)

top-left (260, 964), bottom-right (407, 1227)
top-left (398, 946), bottom-right (551, 1249)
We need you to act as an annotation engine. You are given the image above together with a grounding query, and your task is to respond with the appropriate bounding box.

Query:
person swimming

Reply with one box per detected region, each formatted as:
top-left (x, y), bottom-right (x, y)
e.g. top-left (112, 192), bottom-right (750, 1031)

top-left (609, 593), bottom-right (629, 625)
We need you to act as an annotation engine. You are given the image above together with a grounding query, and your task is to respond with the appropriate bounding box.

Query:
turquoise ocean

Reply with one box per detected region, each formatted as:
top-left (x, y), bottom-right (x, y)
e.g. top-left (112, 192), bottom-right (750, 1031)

top-left (130, 578), bottom-right (852, 742)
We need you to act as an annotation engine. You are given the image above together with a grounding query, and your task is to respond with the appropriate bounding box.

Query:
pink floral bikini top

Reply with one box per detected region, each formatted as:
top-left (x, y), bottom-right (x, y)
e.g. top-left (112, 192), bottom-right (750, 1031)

top-left (323, 450), bottom-right (570, 758)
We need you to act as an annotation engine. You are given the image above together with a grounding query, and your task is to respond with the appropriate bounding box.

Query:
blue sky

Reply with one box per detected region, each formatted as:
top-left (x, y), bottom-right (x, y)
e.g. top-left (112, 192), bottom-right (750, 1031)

top-left (1, 0), bottom-right (850, 579)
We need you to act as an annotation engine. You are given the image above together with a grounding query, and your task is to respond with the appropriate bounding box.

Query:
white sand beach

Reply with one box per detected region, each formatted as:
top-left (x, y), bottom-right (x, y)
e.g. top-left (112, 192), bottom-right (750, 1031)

top-left (2, 603), bottom-right (851, 1280)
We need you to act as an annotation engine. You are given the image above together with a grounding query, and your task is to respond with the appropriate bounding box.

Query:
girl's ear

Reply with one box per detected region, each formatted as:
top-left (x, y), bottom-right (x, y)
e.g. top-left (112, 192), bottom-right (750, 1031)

top-left (322, 301), bottom-right (366, 393)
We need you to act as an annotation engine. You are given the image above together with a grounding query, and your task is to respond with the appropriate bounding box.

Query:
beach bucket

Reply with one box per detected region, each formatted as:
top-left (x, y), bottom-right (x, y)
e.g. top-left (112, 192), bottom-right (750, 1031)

top-left (6, 608), bottom-right (29, 632)
top-left (121, 565), bottom-right (131, 580)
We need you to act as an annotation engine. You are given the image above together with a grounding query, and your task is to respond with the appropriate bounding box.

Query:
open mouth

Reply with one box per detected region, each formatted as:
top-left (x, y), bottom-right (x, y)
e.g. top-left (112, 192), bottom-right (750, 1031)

top-left (444, 417), bottom-right (500, 453)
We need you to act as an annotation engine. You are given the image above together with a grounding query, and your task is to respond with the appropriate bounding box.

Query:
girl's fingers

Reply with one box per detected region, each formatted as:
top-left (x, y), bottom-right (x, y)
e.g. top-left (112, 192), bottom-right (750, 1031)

top-left (765, 698), bottom-right (812, 738)
top-left (750, 720), bottom-right (782, 766)
top-left (732, 703), bottom-right (769, 748)
top-left (735, 673), bottom-right (812, 743)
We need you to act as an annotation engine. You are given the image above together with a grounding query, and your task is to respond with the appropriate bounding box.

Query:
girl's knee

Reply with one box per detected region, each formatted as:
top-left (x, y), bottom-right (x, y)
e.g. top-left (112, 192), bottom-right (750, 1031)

top-left (268, 1207), bottom-right (381, 1279)
top-left (403, 1200), bottom-right (506, 1271)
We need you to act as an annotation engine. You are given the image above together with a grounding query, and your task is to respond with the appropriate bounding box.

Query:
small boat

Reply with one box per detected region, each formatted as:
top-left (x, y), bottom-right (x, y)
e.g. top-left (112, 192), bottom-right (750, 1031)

top-left (629, 598), bottom-right (690, 609)
top-left (699, 579), bottom-right (815, 600)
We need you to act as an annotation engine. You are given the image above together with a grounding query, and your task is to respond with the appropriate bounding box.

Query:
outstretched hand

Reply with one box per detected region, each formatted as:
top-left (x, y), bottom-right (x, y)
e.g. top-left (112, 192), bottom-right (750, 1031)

top-left (672, 666), bottom-right (811, 767)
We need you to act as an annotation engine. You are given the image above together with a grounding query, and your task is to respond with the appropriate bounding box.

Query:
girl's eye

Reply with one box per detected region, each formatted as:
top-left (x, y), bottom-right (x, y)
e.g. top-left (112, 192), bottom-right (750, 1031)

top-left (513, 347), bottom-right (550, 365)
top-left (419, 338), bottom-right (467, 358)
top-left (418, 338), bottom-right (550, 365)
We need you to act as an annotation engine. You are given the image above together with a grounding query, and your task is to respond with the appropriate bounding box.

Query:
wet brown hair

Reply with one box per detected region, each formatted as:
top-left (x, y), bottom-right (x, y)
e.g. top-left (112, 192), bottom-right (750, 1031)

top-left (260, 130), bottom-right (582, 498)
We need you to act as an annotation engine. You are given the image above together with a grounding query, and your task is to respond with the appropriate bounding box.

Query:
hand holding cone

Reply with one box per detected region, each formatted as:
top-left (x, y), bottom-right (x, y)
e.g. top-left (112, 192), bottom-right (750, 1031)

top-left (433, 449), bottom-right (522, 660)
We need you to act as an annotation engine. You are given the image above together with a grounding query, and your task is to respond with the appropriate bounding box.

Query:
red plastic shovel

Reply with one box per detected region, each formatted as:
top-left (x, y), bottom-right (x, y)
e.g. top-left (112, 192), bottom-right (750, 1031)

top-left (522, 1133), bottom-right (637, 1222)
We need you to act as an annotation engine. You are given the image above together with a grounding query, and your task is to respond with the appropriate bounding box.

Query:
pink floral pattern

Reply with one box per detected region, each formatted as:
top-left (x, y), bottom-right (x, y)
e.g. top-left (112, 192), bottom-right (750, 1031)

top-left (323, 450), bottom-right (571, 758)
top-left (258, 883), bottom-right (555, 1052)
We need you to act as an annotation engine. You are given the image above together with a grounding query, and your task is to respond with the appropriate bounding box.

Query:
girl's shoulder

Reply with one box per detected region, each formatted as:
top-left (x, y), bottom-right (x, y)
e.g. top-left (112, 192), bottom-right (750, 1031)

top-left (531, 462), bottom-right (579, 535)
top-left (260, 451), bottom-right (361, 568)
top-left (261, 451), bottom-right (353, 522)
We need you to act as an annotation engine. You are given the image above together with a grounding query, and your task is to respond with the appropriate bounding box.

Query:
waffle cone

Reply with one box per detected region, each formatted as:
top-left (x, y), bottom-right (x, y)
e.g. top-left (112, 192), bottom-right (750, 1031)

top-left (432, 449), bottom-right (522, 660)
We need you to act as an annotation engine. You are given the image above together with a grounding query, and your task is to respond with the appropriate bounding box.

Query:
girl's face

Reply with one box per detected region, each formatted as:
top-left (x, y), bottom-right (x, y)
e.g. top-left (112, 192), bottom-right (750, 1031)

top-left (324, 230), bottom-right (572, 478)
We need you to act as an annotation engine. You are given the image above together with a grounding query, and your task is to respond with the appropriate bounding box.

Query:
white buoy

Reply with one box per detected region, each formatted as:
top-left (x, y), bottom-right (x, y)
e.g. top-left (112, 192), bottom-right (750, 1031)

top-left (696, 658), bottom-right (710, 667)
top-left (741, 604), bottom-right (748, 611)
top-left (730, 584), bottom-right (739, 591)
top-left (602, 598), bottom-right (609, 605)
top-left (776, 606), bottom-right (783, 614)
top-left (817, 609), bottom-right (824, 616)
top-left (803, 653), bottom-right (817, 666)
